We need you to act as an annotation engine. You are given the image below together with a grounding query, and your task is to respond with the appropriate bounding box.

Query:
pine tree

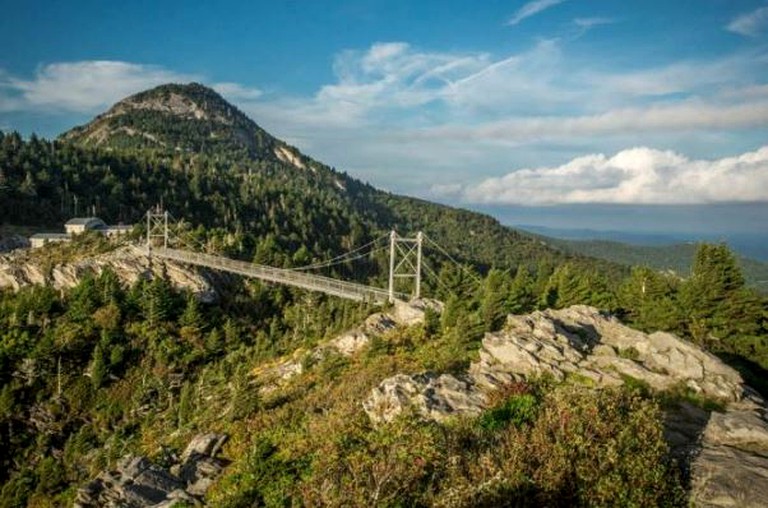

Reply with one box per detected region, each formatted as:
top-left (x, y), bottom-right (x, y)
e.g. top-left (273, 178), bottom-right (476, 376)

top-left (481, 268), bottom-right (509, 332)
top-left (509, 265), bottom-right (536, 314)
top-left (680, 243), bottom-right (752, 343)
top-left (179, 293), bottom-right (203, 332)
top-left (542, 263), bottom-right (591, 309)
top-left (90, 345), bottom-right (107, 389)
top-left (97, 269), bottom-right (123, 305)
top-left (143, 274), bottom-right (174, 326)
top-left (619, 266), bottom-right (682, 333)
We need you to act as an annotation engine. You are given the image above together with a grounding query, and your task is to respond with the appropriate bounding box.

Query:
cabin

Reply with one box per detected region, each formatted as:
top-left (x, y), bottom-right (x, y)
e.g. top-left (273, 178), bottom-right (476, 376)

top-left (29, 233), bottom-right (71, 248)
top-left (29, 217), bottom-right (134, 248)
top-left (64, 217), bottom-right (107, 235)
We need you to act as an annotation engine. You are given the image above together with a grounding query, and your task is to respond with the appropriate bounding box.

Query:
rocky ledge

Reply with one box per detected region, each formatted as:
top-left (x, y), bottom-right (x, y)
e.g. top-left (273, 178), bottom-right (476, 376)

top-left (363, 306), bottom-right (768, 507)
top-left (75, 433), bottom-right (229, 507)
top-left (0, 246), bottom-right (217, 301)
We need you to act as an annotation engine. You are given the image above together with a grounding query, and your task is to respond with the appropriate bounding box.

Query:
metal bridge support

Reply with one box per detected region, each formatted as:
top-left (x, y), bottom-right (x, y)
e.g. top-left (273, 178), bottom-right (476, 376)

top-left (387, 230), bottom-right (423, 303)
top-left (145, 207), bottom-right (169, 255)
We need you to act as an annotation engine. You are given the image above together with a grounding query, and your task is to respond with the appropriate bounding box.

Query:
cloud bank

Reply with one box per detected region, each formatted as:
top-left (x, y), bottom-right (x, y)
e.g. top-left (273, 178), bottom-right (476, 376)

top-left (0, 61), bottom-right (197, 113)
top-left (0, 61), bottom-right (261, 114)
top-left (727, 6), bottom-right (768, 37)
top-left (443, 146), bottom-right (768, 205)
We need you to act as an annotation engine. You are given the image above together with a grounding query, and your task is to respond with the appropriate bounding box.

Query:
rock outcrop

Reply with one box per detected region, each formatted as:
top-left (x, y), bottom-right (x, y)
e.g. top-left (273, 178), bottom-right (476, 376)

top-left (75, 433), bottom-right (228, 507)
top-left (255, 299), bottom-right (442, 395)
top-left (362, 305), bottom-right (768, 507)
top-left (470, 306), bottom-right (743, 401)
top-left (362, 373), bottom-right (486, 423)
top-left (0, 246), bottom-right (218, 301)
top-left (689, 399), bottom-right (768, 507)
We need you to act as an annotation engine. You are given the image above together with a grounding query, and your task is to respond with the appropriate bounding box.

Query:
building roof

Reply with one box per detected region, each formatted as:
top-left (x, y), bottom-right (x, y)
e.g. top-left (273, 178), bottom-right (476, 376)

top-left (65, 217), bottom-right (106, 228)
top-left (30, 233), bottom-right (70, 239)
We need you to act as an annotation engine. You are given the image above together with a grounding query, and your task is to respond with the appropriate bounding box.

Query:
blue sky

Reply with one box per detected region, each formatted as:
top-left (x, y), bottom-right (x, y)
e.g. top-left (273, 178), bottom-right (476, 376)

top-left (1, 0), bottom-right (767, 238)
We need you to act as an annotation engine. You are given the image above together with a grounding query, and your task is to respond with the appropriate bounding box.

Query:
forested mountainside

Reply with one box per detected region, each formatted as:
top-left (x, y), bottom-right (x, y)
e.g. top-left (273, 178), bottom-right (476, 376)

top-left (2, 83), bottom-right (617, 276)
top-left (1, 83), bottom-right (767, 506)
top-left (541, 236), bottom-right (768, 294)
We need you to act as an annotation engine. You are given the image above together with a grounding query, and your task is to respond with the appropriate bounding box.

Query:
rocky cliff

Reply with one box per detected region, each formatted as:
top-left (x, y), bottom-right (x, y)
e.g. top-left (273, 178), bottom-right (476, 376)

top-left (363, 306), bottom-right (768, 507)
top-left (0, 246), bottom-right (218, 300)
top-left (75, 433), bottom-right (229, 507)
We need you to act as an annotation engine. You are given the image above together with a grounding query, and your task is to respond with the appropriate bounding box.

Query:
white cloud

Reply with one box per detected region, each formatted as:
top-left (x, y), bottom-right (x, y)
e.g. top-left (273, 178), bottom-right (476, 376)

top-left (411, 100), bottom-right (768, 144)
top-left (212, 82), bottom-right (262, 101)
top-left (227, 40), bottom-right (767, 194)
top-left (237, 42), bottom-right (494, 130)
top-left (727, 6), bottom-right (768, 37)
top-left (507, 0), bottom-right (566, 26)
top-left (574, 17), bottom-right (614, 29)
top-left (455, 145), bottom-right (768, 205)
top-left (0, 61), bottom-right (197, 113)
top-left (571, 17), bottom-right (615, 38)
top-left (591, 53), bottom-right (761, 98)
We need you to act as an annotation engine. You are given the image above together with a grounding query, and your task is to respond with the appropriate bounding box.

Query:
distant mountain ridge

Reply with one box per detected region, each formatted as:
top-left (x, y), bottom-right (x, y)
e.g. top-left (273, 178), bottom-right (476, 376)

top-left (518, 224), bottom-right (768, 262)
top-left (530, 234), bottom-right (768, 293)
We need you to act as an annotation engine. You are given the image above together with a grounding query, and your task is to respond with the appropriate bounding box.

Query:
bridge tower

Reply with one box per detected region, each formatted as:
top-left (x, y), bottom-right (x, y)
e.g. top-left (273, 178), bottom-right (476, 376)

top-left (145, 207), bottom-right (169, 254)
top-left (388, 230), bottom-right (423, 303)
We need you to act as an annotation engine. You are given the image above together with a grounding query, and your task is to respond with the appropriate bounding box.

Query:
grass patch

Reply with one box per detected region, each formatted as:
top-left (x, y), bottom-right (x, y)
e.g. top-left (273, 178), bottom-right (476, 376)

top-left (618, 346), bottom-right (641, 361)
top-left (659, 383), bottom-right (727, 413)
top-left (619, 373), bottom-right (653, 398)
top-left (478, 393), bottom-right (539, 431)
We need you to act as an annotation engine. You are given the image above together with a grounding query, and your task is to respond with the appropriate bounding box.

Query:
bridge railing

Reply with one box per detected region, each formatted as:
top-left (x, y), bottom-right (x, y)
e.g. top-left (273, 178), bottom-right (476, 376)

top-left (135, 246), bottom-right (402, 303)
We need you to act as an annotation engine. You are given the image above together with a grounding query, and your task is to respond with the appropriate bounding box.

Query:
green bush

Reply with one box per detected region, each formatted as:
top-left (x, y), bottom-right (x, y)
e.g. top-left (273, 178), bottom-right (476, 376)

top-left (478, 393), bottom-right (538, 431)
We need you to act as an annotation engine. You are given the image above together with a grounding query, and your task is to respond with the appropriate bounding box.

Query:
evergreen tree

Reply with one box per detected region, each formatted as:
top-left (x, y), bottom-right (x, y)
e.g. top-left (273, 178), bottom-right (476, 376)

top-left (480, 268), bottom-right (509, 332)
top-left (90, 345), bottom-right (107, 389)
top-left (179, 293), bottom-right (204, 332)
top-left (67, 275), bottom-right (99, 322)
top-left (97, 268), bottom-right (123, 305)
top-left (541, 263), bottom-right (591, 309)
top-left (143, 274), bottom-right (175, 326)
top-left (619, 266), bottom-right (682, 333)
top-left (509, 265), bottom-right (536, 314)
top-left (680, 243), bottom-right (755, 343)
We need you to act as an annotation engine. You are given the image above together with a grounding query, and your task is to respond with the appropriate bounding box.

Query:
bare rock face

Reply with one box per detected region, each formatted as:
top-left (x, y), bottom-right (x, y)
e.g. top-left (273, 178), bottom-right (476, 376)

top-left (0, 246), bottom-right (217, 301)
top-left (689, 398), bottom-right (768, 507)
top-left (470, 306), bottom-right (743, 402)
top-left (75, 434), bottom-right (228, 507)
top-left (362, 373), bottom-right (486, 423)
top-left (392, 298), bottom-right (443, 326)
top-left (362, 305), bottom-right (768, 506)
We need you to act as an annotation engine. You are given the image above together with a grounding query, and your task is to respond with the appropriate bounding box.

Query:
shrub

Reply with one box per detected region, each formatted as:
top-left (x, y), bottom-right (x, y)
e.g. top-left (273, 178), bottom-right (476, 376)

top-left (478, 383), bottom-right (539, 432)
top-left (432, 385), bottom-right (685, 507)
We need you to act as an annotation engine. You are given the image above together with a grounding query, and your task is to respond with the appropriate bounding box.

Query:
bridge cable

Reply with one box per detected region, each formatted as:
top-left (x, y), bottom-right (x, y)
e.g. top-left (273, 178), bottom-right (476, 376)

top-left (423, 234), bottom-right (482, 284)
top-left (288, 233), bottom-right (389, 271)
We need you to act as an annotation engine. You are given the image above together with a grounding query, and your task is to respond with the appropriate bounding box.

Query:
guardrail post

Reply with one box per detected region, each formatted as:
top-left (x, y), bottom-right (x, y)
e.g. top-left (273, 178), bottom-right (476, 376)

top-left (388, 231), bottom-right (396, 303)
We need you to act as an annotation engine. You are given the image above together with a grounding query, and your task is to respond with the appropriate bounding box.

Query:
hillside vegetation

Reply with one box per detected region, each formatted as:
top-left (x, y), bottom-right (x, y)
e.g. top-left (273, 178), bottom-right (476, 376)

top-left (544, 237), bottom-right (768, 294)
top-left (1, 83), bottom-right (766, 506)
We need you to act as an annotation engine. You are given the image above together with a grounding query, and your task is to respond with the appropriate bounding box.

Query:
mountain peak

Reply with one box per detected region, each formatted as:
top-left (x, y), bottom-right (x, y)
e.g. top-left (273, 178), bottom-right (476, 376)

top-left (110, 82), bottom-right (235, 123)
top-left (60, 82), bottom-right (281, 159)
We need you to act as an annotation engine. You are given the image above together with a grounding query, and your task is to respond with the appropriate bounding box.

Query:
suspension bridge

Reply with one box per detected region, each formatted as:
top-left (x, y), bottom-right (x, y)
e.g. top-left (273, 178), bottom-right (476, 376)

top-left (134, 208), bottom-right (472, 304)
